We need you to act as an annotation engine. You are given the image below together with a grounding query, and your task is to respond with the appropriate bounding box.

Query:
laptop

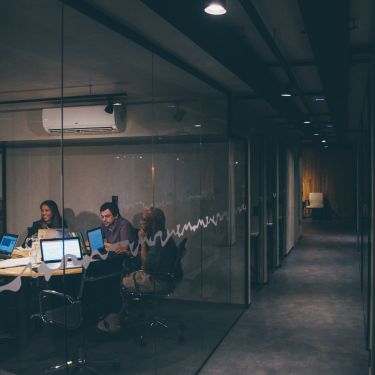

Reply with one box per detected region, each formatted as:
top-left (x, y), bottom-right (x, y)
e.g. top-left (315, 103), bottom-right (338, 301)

top-left (40, 237), bottom-right (82, 269)
top-left (15, 230), bottom-right (28, 248)
top-left (0, 233), bottom-right (19, 260)
top-left (70, 231), bottom-right (87, 255)
top-left (87, 227), bottom-right (106, 255)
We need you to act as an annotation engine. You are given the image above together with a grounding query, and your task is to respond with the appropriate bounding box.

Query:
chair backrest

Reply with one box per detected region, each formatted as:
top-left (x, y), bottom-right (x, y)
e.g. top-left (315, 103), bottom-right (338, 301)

top-left (308, 192), bottom-right (324, 208)
top-left (78, 258), bottom-right (124, 302)
top-left (173, 238), bottom-right (187, 284)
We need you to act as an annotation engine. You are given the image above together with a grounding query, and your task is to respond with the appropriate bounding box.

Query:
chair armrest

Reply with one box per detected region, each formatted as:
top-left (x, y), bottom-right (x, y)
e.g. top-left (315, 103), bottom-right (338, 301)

top-left (40, 289), bottom-right (76, 305)
top-left (38, 290), bottom-right (78, 322)
top-left (30, 289), bottom-right (81, 327)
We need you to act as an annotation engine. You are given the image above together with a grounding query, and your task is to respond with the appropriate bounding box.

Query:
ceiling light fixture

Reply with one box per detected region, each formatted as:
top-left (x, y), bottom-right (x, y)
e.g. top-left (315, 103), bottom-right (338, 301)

top-left (194, 124), bottom-right (202, 128)
top-left (303, 120), bottom-right (311, 124)
top-left (314, 96), bottom-right (325, 102)
top-left (321, 139), bottom-right (327, 143)
top-left (204, 0), bottom-right (227, 15)
top-left (281, 84), bottom-right (292, 97)
top-left (104, 97), bottom-right (114, 114)
top-left (313, 133), bottom-right (319, 136)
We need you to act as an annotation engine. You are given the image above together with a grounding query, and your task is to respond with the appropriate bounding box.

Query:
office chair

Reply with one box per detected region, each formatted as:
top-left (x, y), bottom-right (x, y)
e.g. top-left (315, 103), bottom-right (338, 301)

top-left (31, 263), bottom-right (122, 374)
top-left (121, 237), bottom-right (187, 345)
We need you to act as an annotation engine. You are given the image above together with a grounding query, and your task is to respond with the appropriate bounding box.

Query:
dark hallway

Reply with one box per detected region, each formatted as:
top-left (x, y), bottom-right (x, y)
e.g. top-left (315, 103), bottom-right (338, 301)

top-left (201, 220), bottom-right (368, 374)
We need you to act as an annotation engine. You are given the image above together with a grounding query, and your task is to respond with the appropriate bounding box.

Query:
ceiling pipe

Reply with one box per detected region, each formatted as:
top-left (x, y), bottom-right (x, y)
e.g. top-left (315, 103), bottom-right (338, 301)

top-left (141, 0), bottom-right (308, 134)
top-left (60, 0), bottom-right (229, 96)
top-left (238, 0), bottom-right (317, 135)
top-left (297, 0), bottom-right (350, 142)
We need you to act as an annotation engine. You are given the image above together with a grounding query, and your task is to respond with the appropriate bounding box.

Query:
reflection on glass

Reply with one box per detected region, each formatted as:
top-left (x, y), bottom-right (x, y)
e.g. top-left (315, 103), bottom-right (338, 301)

top-left (0, 3), bottom-right (247, 375)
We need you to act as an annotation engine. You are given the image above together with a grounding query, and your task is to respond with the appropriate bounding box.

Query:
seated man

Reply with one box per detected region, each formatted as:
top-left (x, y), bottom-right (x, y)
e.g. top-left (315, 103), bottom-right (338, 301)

top-left (95, 202), bottom-right (138, 332)
top-left (123, 207), bottom-right (177, 294)
top-left (100, 202), bottom-right (136, 255)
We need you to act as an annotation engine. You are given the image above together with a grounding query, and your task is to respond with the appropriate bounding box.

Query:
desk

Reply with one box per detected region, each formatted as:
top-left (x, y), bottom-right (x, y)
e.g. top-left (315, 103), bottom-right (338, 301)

top-left (0, 266), bottom-right (82, 278)
top-left (0, 248), bottom-right (82, 278)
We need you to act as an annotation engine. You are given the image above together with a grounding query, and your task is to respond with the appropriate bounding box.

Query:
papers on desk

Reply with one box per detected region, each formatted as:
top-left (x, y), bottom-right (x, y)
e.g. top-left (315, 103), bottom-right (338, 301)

top-left (0, 257), bottom-right (32, 269)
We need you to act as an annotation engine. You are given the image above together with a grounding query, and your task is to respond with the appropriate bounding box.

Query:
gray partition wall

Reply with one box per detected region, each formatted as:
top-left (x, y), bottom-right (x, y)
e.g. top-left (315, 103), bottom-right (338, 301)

top-left (0, 1), bottom-right (247, 374)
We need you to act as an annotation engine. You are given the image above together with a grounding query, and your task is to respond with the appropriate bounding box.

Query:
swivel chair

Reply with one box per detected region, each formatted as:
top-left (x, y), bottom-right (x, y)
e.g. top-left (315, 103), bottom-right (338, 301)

top-left (121, 237), bottom-right (187, 345)
top-left (32, 262), bottom-right (122, 374)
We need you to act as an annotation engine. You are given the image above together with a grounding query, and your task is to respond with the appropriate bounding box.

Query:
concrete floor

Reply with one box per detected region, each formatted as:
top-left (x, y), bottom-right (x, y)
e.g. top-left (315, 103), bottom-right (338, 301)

top-left (200, 219), bottom-right (368, 375)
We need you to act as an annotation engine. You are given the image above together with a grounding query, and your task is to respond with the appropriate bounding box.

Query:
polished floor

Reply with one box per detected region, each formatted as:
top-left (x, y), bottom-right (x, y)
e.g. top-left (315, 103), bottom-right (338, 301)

top-left (200, 219), bottom-right (368, 375)
top-left (0, 220), bottom-right (368, 374)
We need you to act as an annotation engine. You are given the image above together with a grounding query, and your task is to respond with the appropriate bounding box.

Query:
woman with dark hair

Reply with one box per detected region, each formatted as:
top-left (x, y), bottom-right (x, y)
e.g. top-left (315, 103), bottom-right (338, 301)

top-left (26, 199), bottom-right (65, 239)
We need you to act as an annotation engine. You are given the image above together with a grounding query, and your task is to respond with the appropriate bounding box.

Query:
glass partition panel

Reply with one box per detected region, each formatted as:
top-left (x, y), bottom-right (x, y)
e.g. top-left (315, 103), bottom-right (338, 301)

top-left (0, 1), bottom-right (64, 374)
top-left (0, 1), bottom-right (247, 374)
top-left (0, 151), bottom-right (3, 236)
top-left (250, 136), bottom-right (261, 286)
top-left (231, 139), bottom-right (247, 306)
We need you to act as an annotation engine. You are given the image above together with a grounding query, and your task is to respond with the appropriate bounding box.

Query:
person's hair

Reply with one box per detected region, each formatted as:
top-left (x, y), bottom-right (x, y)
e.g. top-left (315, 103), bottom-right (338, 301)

top-left (100, 202), bottom-right (120, 217)
top-left (40, 199), bottom-right (63, 227)
top-left (148, 207), bottom-right (166, 232)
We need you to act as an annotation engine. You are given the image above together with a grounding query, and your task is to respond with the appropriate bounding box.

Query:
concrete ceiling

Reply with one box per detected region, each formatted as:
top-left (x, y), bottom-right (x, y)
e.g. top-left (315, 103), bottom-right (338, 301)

top-left (0, 0), bottom-right (373, 144)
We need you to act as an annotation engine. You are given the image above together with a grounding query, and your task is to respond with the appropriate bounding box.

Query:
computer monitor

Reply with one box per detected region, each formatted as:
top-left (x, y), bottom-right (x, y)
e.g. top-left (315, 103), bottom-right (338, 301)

top-left (40, 237), bottom-right (82, 264)
top-left (87, 227), bottom-right (105, 254)
top-left (0, 233), bottom-right (18, 257)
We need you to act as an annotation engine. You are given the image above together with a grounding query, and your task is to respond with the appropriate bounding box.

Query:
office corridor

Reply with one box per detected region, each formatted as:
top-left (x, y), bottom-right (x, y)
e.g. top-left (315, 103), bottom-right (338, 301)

top-left (200, 220), bottom-right (368, 375)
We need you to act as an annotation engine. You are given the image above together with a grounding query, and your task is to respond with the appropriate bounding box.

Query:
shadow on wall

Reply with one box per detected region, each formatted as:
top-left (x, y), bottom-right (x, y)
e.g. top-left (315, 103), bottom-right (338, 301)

top-left (64, 208), bottom-right (101, 238)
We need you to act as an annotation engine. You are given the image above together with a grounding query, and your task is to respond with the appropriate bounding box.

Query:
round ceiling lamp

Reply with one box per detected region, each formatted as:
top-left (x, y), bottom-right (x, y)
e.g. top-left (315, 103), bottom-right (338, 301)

top-left (204, 0), bottom-right (227, 15)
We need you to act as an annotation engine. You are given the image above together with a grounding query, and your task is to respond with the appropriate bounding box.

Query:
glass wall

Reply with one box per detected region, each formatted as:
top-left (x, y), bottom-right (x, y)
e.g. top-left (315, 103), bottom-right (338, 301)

top-left (0, 1), bottom-right (247, 374)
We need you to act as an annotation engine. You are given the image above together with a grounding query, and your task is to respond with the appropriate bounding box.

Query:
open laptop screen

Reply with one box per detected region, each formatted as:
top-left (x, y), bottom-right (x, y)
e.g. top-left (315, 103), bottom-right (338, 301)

top-left (0, 234), bottom-right (18, 256)
top-left (87, 227), bottom-right (105, 254)
top-left (40, 237), bottom-right (82, 263)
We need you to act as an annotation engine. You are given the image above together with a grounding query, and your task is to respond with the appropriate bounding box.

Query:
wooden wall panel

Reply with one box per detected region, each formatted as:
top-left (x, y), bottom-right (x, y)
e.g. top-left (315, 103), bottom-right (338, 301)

top-left (302, 145), bottom-right (356, 218)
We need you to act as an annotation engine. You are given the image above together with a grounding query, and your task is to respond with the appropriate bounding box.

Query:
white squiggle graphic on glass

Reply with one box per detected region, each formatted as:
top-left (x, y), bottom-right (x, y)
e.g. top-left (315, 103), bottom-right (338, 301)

top-left (0, 204), bottom-right (246, 292)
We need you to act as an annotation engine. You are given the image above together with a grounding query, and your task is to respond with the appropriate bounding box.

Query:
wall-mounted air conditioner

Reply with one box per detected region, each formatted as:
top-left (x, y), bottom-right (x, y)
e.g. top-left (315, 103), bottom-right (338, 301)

top-left (42, 105), bottom-right (126, 134)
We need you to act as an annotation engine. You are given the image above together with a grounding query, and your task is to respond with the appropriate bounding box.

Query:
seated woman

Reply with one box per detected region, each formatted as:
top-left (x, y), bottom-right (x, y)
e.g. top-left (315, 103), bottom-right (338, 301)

top-left (123, 207), bottom-right (177, 294)
top-left (25, 200), bottom-right (65, 243)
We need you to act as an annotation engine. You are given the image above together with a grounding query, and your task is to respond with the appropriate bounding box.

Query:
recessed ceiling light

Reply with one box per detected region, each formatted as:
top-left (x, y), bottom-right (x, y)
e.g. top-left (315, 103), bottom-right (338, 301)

top-left (321, 139), bottom-right (327, 143)
top-left (324, 145), bottom-right (328, 148)
top-left (325, 123), bottom-right (333, 128)
top-left (194, 124), bottom-right (202, 128)
top-left (313, 133), bottom-right (319, 136)
top-left (314, 96), bottom-right (325, 102)
top-left (204, 1), bottom-right (227, 15)
top-left (303, 120), bottom-right (311, 124)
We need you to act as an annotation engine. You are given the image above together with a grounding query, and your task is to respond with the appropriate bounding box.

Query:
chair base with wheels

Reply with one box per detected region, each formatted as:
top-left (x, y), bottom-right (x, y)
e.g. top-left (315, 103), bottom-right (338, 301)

top-left (43, 346), bottom-right (120, 375)
top-left (120, 237), bottom-right (188, 346)
top-left (121, 287), bottom-right (186, 346)
top-left (32, 266), bottom-right (123, 374)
